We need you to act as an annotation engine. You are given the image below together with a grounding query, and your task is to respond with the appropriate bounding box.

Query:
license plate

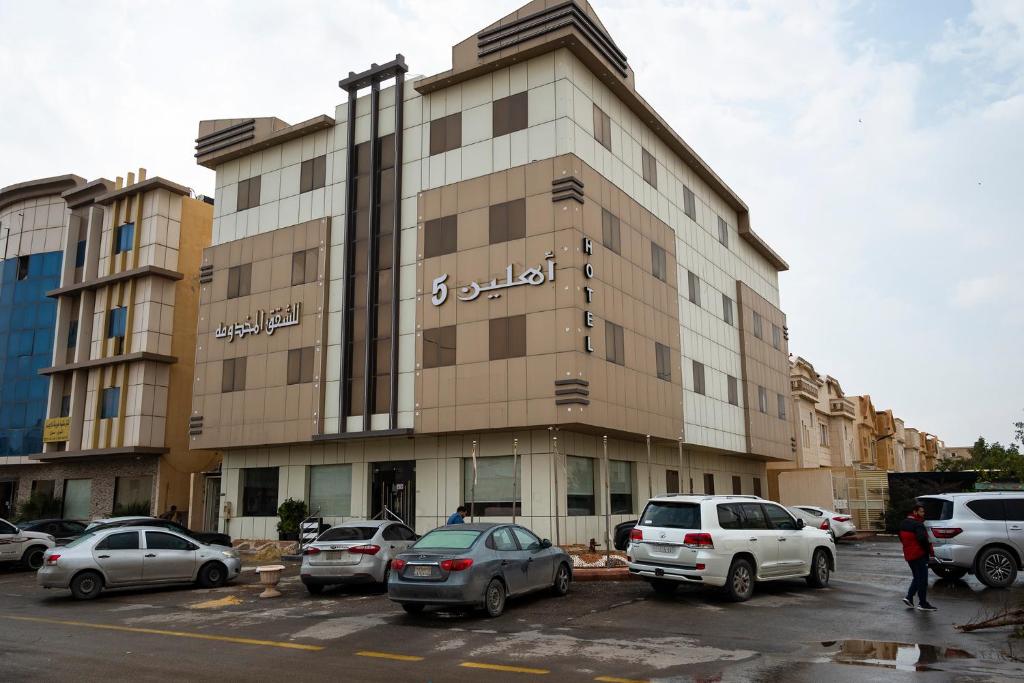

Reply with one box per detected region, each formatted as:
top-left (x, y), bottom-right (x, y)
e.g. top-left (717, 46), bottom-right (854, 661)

top-left (651, 544), bottom-right (675, 554)
top-left (413, 566), bottom-right (432, 577)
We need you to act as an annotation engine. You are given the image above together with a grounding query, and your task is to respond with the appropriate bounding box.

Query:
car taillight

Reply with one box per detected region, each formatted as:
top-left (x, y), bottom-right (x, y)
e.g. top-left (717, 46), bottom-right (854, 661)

top-left (683, 533), bottom-right (713, 549)
top-left (629, 529), bottom-right (643, 542)
top-left (303, 547), bottom-right (321, 556)
top-left (820, 520), bottom-right (830, 530)
top-left (832, 516), bottom-right (851, 523)
top-left (440, 558), bottom-right (474, 571)
top-left (45, 554), bottom-right (60, 565)
top-left (931, 527), bottom-right (962, 539)
top-left (348, 544), bottom-right (381, 555)
top-left (392, 559), bottom-right (407, 571)
top-left (696, 563), bottom-right (706, 570)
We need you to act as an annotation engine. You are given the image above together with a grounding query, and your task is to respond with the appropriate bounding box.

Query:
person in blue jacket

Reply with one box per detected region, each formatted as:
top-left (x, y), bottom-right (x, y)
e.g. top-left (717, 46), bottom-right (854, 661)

top-left (446, 505), bottom-right (468, 525)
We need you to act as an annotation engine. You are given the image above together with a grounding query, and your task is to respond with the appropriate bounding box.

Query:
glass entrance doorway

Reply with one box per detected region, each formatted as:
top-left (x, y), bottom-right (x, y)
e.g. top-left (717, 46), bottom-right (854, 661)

top-left (203, 476), bottom-right (221, 532)
top-left (0, 480), bottom-right (16, 519)
top-left (370, 461), bottom-right (414, 527)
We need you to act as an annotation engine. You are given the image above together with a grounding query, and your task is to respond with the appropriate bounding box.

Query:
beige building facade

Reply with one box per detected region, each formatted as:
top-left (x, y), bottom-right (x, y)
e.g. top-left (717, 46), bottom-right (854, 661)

top-left (189, 0), bottom-right (793, 543)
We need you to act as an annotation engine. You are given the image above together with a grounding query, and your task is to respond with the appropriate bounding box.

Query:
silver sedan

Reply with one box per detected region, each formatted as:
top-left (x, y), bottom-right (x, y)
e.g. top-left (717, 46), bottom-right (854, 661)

top-left (37, 526), bottom-right (241, 600)
top-left (300, 519), bottom-right (418, 594)
top-left (388, 523), bottom-right (572, 617)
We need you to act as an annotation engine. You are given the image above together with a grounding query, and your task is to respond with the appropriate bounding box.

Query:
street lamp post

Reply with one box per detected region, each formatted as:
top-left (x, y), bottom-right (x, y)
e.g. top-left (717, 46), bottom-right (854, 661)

top-left (603, 435), bottom-right (610, 563)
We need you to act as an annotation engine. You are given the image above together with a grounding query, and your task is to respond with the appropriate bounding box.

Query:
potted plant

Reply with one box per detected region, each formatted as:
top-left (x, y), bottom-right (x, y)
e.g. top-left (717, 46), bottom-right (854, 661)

top-left (276, 498), bottom-right (307, 541)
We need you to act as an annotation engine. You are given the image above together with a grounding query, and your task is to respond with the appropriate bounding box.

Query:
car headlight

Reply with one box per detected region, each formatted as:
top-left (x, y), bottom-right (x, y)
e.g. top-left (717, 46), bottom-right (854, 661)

top-left (46, 534), bottom-right (56, 542)
top-left (221, 550), bottom-right (240, 559)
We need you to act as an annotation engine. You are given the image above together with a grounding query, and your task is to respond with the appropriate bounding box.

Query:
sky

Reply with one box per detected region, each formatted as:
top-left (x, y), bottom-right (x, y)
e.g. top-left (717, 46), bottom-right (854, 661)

top-left (1, 0), bottom-right (1020, 447)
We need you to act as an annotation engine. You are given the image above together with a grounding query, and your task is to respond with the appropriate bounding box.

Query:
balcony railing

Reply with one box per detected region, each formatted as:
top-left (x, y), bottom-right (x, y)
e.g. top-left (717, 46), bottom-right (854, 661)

top-left (790, 376), bottom-right (819, 401)
top-left (829, 398), bottom-right (855, 418)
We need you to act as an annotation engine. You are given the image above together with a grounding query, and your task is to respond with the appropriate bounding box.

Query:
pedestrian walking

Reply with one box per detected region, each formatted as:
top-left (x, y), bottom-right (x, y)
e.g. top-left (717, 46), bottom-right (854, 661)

top-left (446, 505), bottom-right (467, 525)
top-left (159, 504), bottom-right (178, 521)
top-left (899, 502), bottom-right (937, 611)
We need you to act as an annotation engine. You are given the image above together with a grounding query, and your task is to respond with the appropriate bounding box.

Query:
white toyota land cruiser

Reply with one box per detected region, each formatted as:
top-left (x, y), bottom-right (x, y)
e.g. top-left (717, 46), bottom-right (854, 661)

top-left (0, 517), bottom-right (56, 570)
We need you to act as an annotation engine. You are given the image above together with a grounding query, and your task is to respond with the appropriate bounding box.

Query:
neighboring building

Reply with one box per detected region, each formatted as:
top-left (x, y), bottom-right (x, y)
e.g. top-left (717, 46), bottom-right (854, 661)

top-left (0, 170), bottom-right (219, 527)
top-left (905, 427), bottom-right (922, 472)
top-left (189, 0), bottom-right (793, 542)
top-left (938, 445), bottom-right (972, 465)
top-left (921, 432), bottom-right (942, 471)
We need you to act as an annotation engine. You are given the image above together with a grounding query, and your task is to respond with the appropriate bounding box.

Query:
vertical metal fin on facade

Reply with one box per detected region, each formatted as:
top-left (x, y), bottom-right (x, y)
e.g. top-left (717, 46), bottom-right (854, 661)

top-left (339, 90), bottom-right (357, 426)
top-left (363, 81), bottom-right (380, 425)
top-left (388, 73), bottom-right (404, 429)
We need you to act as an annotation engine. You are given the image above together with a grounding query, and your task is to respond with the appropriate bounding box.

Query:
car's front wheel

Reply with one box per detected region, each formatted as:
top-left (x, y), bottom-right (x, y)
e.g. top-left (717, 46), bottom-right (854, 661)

top-left (976, 547), bottom-right (1018, 588)
top-left (21, 546), bottom-right (46, 571)
top-left (197, 562), bottom-right (228, 588)
top-left (552, 563), bottom-right (571, 596)
top-left (806, 549), bottom-right (830, 588)
top-left (724, 558), bottom-right (755, 602)
top-left (484, 578), bottom-right (506, 617)
top-left (70, 571), bottom-right (104, 600)
top-left (930, 565), bottom-right (968, 580)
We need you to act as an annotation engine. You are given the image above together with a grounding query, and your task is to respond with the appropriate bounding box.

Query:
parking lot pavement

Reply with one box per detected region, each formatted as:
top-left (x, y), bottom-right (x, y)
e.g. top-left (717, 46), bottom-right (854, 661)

top-left (2, 540), bottom-right (1023, 682)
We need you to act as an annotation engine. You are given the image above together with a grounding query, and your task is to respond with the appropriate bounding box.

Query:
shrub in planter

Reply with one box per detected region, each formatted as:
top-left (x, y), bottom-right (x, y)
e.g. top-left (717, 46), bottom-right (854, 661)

top-left (113, 501), bottom-right (152, 517)
top-left (277, 498), bottom-right (307, 540)
top-left (16, 493), bottom-right (63, 521)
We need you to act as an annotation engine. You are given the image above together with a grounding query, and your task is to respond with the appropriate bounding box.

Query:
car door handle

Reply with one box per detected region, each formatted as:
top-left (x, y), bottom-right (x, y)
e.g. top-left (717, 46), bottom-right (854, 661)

top-left (145, 553), bottom-right (157, 558)
top-left (1011, 526), bottom-right (1023, 530)
top-left (778, 538), bottom-right (786, 542)
top-left (748, 538), bottom-right (757, 542)
top-left (97, 554), bottom-right (110, 559)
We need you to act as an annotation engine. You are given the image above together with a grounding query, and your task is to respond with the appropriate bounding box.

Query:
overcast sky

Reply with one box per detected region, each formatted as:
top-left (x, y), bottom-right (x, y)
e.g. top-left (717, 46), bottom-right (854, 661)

top-left (1, 0), bottom-right (1020, 446)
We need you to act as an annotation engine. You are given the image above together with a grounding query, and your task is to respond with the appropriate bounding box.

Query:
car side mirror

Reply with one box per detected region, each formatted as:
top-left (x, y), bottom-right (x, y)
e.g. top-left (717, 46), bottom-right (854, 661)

top-left (540, 539), bottom-right (552, 549)
top-left (795, 518), bottom-right (805, 529)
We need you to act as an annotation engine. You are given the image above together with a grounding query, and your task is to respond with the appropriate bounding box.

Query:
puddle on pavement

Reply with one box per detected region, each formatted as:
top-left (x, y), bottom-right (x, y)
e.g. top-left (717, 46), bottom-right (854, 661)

top-left (820, 640), bottom-right (974, 672)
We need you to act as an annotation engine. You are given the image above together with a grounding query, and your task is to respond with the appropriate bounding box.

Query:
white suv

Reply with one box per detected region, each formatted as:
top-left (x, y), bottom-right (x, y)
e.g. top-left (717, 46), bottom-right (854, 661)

top-left (627, 495), bottom-right (837, 601)
top-left (0, 517), bottom-right (56, 570)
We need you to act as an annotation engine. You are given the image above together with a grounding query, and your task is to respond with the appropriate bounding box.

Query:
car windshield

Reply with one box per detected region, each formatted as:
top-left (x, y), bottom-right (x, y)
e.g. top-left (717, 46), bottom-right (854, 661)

top-left (413, 529), bottom-right (481, 549)
top-left (639, 502), bottom-right (701, 529)
top-left (318, 526), bottom-right (378, 542)
top-left (62, 532), bottom-right (98, 549)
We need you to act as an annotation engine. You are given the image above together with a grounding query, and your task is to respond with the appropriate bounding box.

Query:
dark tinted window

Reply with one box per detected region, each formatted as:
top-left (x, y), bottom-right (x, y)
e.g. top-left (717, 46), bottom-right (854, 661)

top-left (493, 92), bottom-right (528, 137)
top-left (222, 358), bottom-right (246, 392)
top-left (763, 504), bottom-right (798, 530)
top-left (429, 113), bottom-right (461, 155)
top-left (489, 527), bottom-right (518, 551)
top-left (300, 155), bottom-right (327, 193)
top-left (146, 531), bottom-right (194, 551)
top-left (920, 498), bottom-right (953, 521)
top-left (97, 531), bottom-right (139, 550)
top-left (601, 209), bottom-right (620, 253)
top-left (732, 476), bottom-right (742, 495)
top-left (395, 525), bottom-right (417, 541)
top-left (319, 526), bottom-right (378, 542)
top-left (639, 502), bottom-right (701, 529)
top-left (423, 325), bottom-right (456, 368)
top-left (641, 147), bottom-right (657, 188)
top-left (227, 263), bottom-right (252, 298)
top-left (1004, 499), bottom-right (1024, 521)
top-left (651, 242), bottom-right (667, 281)
top-left (682, 186), bottom-right (696, 220)
top-left (727, 375), bottom-right (739, 406)
top-left (688, 271), bottom-right (700, 306)
top-left (655, 342), bottom-right (671, 382)
top-left (489, 315), bottom-right (526, 360)
top-left (241, 467), bottom-right (278, 516)
top-left (291, 247), bottom-right (319, 286)
top-left (692, 361), bottom-right (705, 395)
top-left (287, 347), bottom-right (315, 385)
top-left (967, 499), bottom-right (1006, 521)
top-left (593, 104), bottom-right (612, 150)
top-left (605, 321), bottom-right (625, 365)
top-left (424, 215), bottom-right (457, 258)
top-left (703, 473), bottom-right (715, 495)
top-left (718, 504), bottom-right (743, 529)
top-left (381, 524), bottom-right (405, 541)
top-left (489, 199), bottom-right (525, 244)
top-left (0, 520), bottom-right (17, 535)
top-left (739, 503), bottom-right (770, 529)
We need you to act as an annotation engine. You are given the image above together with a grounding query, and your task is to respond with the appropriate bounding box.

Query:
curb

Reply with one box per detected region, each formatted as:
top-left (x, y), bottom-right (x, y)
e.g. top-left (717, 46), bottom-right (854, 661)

top-left (572, 567), bottom-right (633, 582)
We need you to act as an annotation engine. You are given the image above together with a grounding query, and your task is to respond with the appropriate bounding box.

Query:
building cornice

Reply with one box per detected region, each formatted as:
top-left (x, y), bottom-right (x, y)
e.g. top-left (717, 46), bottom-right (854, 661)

top-left (94, 177), bottom-right (191, 205)
top-left (194, 115), bottom-right (336, 169)
top-left (39, 352), bottom-right (177, 376)
top-left (32, 446), bottom-right (168, 463)
top-left (61, 178), bottom-right (115, 208)
top-left (47, 264), bottom-right (183, 298)
top-left (0, 174), bottom-right (85, 213)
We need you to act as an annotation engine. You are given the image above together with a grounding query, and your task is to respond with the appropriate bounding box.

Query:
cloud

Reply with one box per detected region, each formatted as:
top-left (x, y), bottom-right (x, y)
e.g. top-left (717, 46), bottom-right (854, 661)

top-left (952, 274), bottom-right (1010, 308)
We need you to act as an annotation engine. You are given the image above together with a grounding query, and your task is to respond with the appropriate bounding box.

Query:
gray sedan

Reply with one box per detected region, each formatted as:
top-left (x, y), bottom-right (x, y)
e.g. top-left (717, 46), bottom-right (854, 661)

top-left (388, 523), bottom-right (572, 617)
top-left (37, 526), bottom-right (241, 600)
top-left (300, 519), bottom-right (418, 594)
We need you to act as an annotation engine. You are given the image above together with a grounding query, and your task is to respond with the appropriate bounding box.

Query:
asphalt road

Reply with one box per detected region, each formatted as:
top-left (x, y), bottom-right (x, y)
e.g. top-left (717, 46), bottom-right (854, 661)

top-left (1, 540), bottom-right (1023, 682)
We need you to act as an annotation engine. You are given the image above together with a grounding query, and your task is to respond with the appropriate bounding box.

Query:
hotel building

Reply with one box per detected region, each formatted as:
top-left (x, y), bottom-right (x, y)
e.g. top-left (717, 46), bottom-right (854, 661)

top-left (0, 171), bottom-right (218, 527)
top-left (190, 0), bottom-right (793, 542)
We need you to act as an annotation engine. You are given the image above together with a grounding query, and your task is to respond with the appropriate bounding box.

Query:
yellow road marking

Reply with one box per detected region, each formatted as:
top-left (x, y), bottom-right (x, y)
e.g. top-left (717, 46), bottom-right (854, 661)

top-left (595, 677), bottom-right (649, 683)
top-left (189, 595), bottom-right (243, 609)
top-left (2, 615), bottom-right (322, 651)
top-left (356, 650), bottom-right (425, 662)
top-left (460, 662), bottom-right (549, 674)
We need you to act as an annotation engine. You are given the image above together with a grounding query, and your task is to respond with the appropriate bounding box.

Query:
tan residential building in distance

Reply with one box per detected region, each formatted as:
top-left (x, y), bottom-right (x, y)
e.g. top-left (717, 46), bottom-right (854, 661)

top-left (189, 0), bottom-right (794, 543)
top-left (0, 171), bottom-right (218, 527)
top-left (938, 445), bottom-right (972, 465)
top-left (905, 427), bottom-right (923, 472)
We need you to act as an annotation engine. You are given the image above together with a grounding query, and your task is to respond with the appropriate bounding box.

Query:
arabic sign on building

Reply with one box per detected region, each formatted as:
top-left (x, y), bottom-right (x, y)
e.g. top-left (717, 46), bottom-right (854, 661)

top-left (430, 253), bottom-right (555, 306)
top-left (214, 303), bottom-right (302, 342)
top-left (43, 417), bottom-right (70, 443)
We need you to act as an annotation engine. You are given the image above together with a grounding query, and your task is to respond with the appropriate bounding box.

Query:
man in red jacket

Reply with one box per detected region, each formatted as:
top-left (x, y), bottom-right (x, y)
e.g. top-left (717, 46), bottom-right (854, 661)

top-left (899, 503), bottom-right (937, 611)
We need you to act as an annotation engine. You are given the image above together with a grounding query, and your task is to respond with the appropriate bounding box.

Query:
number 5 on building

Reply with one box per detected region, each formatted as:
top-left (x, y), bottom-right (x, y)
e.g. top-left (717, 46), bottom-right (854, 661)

top-left (431, 273), bottom-right (448, 306)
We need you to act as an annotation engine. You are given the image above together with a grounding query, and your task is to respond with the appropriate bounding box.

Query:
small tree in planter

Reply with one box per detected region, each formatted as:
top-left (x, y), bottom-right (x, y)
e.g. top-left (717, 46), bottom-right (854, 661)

top-left (277, 498), bottom-right (307, 541)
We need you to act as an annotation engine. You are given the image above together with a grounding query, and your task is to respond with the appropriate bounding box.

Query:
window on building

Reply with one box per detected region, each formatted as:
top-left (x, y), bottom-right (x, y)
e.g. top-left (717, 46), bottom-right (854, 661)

top-left (113, 475), bottom-right (153, 516)
top-left (100, 387), bottom-right (120, 419)
top-left (609, 460), bottom-right (633, 514)
top-left (463, 455), bottom-right (522, 516)
top-left (237, 176), bottom-right (261, 211)
top-left (14, 254), bottom-right (29, 280)
top-left (287, 347), bottom-right (315, 385)
top-left (778, 393), bottom-right (787, 420)
top-left (692, 360), bottom-right (706, 395)
top-left (717, 216), bottom-right (729, 248)
top-left (222, 357), bottom-right (247, 393)
top-left (758, 386), bottom-right (768, 413)
top-left (752, 477), bottom-right (762, 497)
top-left (308, 464), bottom-right (352, 517)
top-left (682, 186), bottom-right (696, 221)
top-left (732, 475), bottom-right (742, 495)
top-left (820, 424), bottom-right (829, 447)
top-left (424, 215), bottom-right (457, 258)
top-left (423, 325), bottom-right (456, 368)
top-left (67, 319), bottom-right (78, 348)
top-left (291, 247), bottom-right (318, 286)
top-left (687, 271), bottom-right (701, 306)
top-left (75, 239), bottom-right (87, 267)
top-left (722, 293), bottom-right (734, 326)
top-left (59, 394), bottom-right (71, 417)
top-left (32, 479), bottom-right (56, 499)
top-left (601, 209), bottom-right (620, 254)
top-left (605, 321), bottom-right (625, 365)
top-left (241, 467), bottom-right (279, 516)
top-left (655, 342), bottom-right (671, 382)
top-left (62, 479), bottom-right (92, 520)
top-left (666, 469), bottom-right (680, 494)
top-left (227, 263), bottom-right (252, 299)
top-left (489, 199), bottom-right (526, 244)
top-left (566, 456), bottom-right (596, 515)
top-left (106, 306), bottom-right (127, 339)
top-left (703, 473), bottom-right (715, 495)
top-left (299, 155), bottom-right (327, 194)
top-left (493, 92), bottom-right (528, 137)
top-left (641, 147), bottom-right (658, 188)
top-left (115, 222), bottom-right (134, 254)
top-left (429, 112), bottom-right (462, 155)
top-left (752, 311), bottom-right (764, 339)
top-left (489, 315), bottom-right (526, 360)
top-left (727, 375), bottom-right (739, 406)
top-left (772, 324), bottom-right (782, 350)
top-left (651, 242), bottom-right (667, 281)
top-left (593, 104), bottom-right (612, 151)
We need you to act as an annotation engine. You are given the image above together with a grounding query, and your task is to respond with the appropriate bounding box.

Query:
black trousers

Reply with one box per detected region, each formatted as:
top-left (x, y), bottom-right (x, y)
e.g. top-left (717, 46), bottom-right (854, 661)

top-left (906, 557), bottom-right (929, 604)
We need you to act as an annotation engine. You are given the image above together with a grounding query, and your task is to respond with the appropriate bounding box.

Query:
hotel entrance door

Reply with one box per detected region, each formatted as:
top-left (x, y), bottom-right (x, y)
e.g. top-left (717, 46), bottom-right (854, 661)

top-left (370, 461), bottom-right (414, 527)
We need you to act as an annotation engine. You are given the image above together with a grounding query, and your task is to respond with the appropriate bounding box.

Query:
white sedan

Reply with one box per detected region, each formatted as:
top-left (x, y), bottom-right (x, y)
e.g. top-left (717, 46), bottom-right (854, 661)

top-left (788, 506), bottom-right (857, 541)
